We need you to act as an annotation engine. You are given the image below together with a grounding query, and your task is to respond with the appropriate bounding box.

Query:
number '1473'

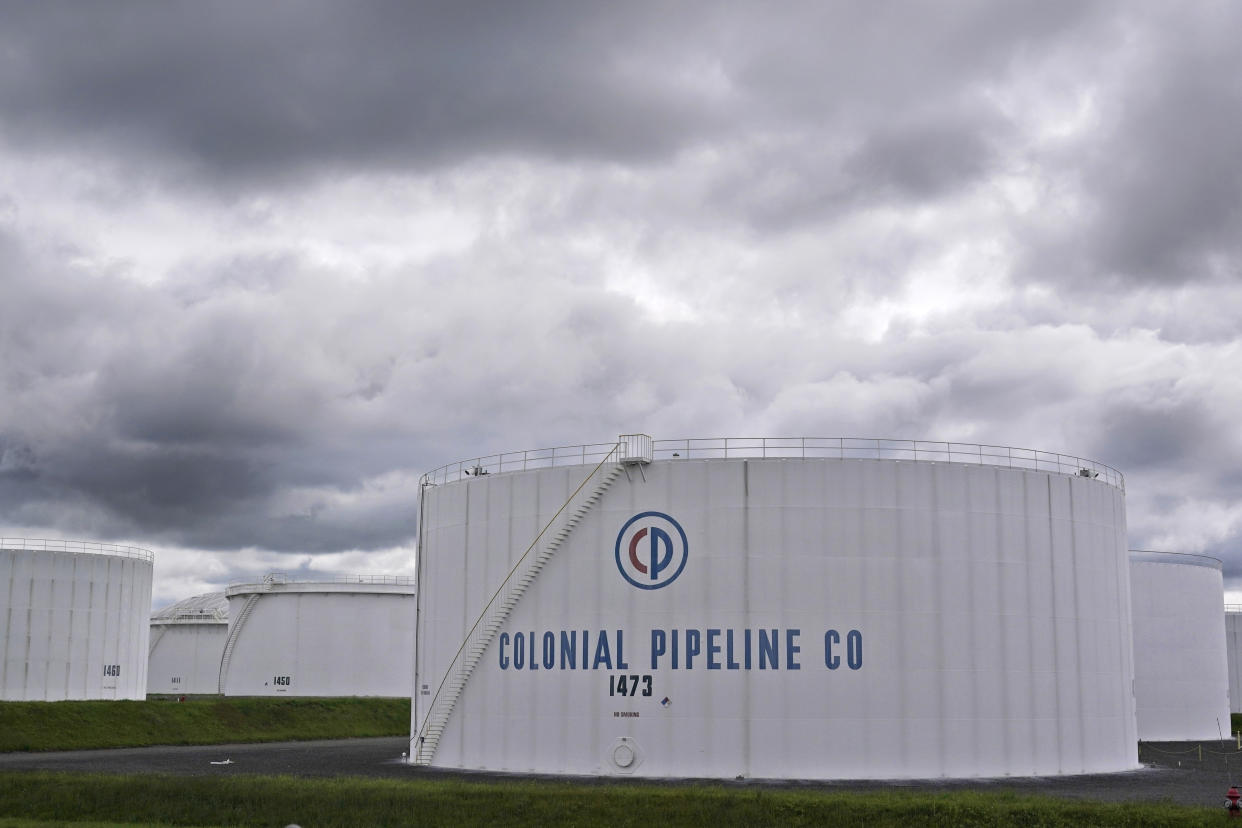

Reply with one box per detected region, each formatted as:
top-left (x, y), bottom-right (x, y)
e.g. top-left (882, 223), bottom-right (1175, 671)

top-left (609, 674), bottom-right (652, 697)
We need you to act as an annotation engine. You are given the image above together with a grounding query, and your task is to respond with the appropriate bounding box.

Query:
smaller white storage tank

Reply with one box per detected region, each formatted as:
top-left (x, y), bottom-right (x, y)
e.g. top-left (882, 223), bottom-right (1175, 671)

top-left (1, 538), bottom-right (153, 700)
top-left (1226, 610), bottom-right (1242, 714)
top-left (220, 573), bottom-right (415, 697)
top-left (1130, 550), bottom-right (1230, 740)
top-left (147, 593), bottom-right (228, 695)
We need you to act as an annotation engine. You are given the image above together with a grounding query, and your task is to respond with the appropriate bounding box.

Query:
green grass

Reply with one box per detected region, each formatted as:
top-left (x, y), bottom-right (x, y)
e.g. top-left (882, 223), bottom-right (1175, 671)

top-left (0, 697), bottom-right (409, 752)
top-left (0, 772), bottom-right (1222, 827)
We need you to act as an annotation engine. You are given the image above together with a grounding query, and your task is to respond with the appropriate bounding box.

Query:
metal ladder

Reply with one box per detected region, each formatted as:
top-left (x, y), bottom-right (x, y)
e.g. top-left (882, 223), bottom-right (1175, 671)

top-left (148, 625), bottom-right (167, 657)
top-left (411, 448), bottom-right (625, 765)
top-left (216, 591), bottom-right (261, 694)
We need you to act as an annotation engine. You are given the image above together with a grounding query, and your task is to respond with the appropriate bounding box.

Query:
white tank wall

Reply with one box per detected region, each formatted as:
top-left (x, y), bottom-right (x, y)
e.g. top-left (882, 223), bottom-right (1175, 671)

top-left (414, 456), bottom-right (1137, 779)
top-left (1, 544), bottom-right (153, 700)
top-left (1226, 612), bottom-right (1242, 715)
top-left (148, 623), bottom-right (227, 694)
top-left (1129, 551), bottom-right (1230, 740)
top-left (221, 582), bottom-right (415, 697)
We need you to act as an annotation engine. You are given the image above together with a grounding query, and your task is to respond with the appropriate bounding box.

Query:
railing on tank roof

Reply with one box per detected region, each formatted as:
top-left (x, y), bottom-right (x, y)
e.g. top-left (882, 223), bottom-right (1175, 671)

top-left (651, 438), bottom-right (1124, 490)
top-left (154, 608), bottom-right (228, 623)
top-left (420, 440), bottom-right (624, 486)
top-left (227, 572), bottom-right (414, 591)
top-left (421, 437), bottom-right (1123, 490)
top-left (0, 537), bottom-right (154, 563)
top-left (1225, 605), bottom-right (1242, 614)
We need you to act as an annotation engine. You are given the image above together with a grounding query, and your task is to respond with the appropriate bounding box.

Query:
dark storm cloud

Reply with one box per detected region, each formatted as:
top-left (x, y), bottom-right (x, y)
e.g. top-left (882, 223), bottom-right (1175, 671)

top-left (1018, 4), bottom-right (1242, 290)
top-left (0, 1), bottom-right (727, 179)
top-left (0, 224), bottom-right (666, 553)
top-left (709, 108), bottom-right (1006, 234)
top-left (0, 1), bottom-right (1106, 186)
top-left (1087, 8), bottom-right (1242, 286)
top-left (1087, 400), bottom-right (1233, 475)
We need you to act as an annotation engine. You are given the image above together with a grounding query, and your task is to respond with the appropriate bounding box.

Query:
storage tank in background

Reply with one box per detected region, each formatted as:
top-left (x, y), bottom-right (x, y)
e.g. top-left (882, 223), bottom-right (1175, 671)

top-left (1225, 609), bottom-right (1242, 715)
top-left (1, 538), bottom-right (153, 700)
top-left (147, 592), bottom-right (228, 695)
top-left (219, 574), bottom-right (415, 697)
top-left (1129, 551), bottom-right (1230, 740)
top-left (411, 435), bottom-right (1137, 779)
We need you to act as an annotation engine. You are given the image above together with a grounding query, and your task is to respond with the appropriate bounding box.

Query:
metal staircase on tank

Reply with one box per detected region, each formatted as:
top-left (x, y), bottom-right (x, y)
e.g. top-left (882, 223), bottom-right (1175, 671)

top-left (216, 590), bottom-right (263, 694)
top-left (148, 625), bottom-right (167, 657)
top-left (411, 441), bottom-right (641, 765)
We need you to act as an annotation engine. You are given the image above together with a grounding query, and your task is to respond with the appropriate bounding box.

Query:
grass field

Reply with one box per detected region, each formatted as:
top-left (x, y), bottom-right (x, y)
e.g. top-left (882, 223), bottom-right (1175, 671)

top-left (0, 704), bottom-right (1232, 824)
top-left (0, 772), bottom-right (1227, 828)
top-left (0, 697), bottom-right (409, 752)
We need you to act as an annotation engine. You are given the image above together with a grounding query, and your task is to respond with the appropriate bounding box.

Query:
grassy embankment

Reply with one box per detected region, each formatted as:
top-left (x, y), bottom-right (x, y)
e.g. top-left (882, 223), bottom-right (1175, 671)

top-left (0, 704), bottom-right (1231, 825)
top-left (0, 697), bottom-right (409, 752)
top-left (0, 773), bottom-right (1224, 828)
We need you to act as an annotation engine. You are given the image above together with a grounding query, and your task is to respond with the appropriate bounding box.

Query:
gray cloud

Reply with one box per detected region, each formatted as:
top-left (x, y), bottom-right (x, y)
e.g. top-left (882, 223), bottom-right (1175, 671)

top-left (0, 2), bottom-right (1107, 187)
top-left (1017, 4), bottom-right (1242, 290)
top-left (0, 1), bottom-right (728, 181)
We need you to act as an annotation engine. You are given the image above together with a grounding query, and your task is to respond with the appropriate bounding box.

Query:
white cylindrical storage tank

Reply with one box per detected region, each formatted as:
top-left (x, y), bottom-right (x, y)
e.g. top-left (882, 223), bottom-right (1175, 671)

top-left (411, 436), bottom-right (1137, 779)
top-left (220, 574), bottom-right (415, 697)
top-left (1128, 551), bottom-right (1229, 740)
top-left (1, 538), bottom-right (153, 700)
top-left (147, 593), bottom-right (228, 695)
top-left (1225, 610), bottom-right (1242, 714)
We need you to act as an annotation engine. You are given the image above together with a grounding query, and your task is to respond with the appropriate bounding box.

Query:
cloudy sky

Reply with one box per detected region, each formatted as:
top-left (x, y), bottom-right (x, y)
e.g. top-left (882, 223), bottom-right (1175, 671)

top-left (1, 1), bottom-right (1240, 608)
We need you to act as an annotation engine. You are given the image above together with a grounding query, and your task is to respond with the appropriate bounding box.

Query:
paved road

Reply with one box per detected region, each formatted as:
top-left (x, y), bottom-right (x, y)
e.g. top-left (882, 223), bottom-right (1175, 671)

top-left (0, 737), bottom-right (1236, 808)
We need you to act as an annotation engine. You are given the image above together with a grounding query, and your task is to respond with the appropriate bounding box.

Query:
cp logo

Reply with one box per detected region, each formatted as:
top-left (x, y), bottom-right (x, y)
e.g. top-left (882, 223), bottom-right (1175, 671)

top-left (615, 511), bottom-right (688, 590)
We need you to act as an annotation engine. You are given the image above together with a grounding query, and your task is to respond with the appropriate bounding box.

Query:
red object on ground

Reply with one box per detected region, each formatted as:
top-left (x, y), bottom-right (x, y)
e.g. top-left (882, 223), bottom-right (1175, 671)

top-left (1226, 785), bottom-right (1240, 816)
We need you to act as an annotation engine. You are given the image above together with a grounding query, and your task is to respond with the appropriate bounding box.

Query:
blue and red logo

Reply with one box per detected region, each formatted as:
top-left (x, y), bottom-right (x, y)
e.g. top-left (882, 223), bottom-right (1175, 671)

top-left (615, 511), bottom-right (688, 590)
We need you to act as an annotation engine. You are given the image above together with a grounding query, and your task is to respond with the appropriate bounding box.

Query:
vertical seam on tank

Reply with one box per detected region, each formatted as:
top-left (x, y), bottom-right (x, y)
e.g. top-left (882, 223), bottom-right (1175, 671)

top-left (1, 552), bottom-right (14, 694)
top-left (461, 474), bottom-right (472, 750)
top-left (141, 564), bottom-right (151, 695)
top-left (121, 560), bottom-right (130, 697)
top-left (892, 458), bottom-right (905, 776)
top-left (49, 554), bottom-right (59, 699)
top-left (1115, 487), bottom-right (1137, 752)
top-left (966, 468), bottom-right (979, 775)
top-left (87, 572), bottom-right (95, 700)
top-left (25, 554), bottom-right (35, 698)
top-left (741, 458), bottom-right (750, 777)
top-left (932, 462), bottom-right (946, 777)
top-left (1067, 477), bottom-right (1086, 772)
top-left (1021, 470), bottom-right (1036, 773)
top-left (69, 552), bottom-right (79, 698)
top-left (502, 474), bottom-right (514, 766)
top-left (996, 466), bottom-right (1011, 772)
top-left (0, 552), bottom-right (8, 693)
top-left (104, 558), bottom-right (114, 698)
top-left (1046, 473), bottom-right (1063, 773)
top-left (463, 479), bottom-right (472, 649)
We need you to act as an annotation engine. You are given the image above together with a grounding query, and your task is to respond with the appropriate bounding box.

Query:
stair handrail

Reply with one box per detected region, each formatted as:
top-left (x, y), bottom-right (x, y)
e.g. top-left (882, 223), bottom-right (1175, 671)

top-left (148, 625), bottom-right (167, 657)
top-left (217, 592), bottom-right (260, 694)
top-left (412, 441), bottom-right (622, 754)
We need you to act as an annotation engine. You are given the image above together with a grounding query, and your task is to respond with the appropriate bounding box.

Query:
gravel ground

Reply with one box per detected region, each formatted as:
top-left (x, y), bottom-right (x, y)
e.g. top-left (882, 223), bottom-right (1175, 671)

top-left (1, 737), bottom-right (1240, 808)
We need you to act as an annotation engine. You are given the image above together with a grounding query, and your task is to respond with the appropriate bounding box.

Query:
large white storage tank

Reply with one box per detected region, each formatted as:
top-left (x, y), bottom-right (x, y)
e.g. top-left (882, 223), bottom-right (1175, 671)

top-left (411, 436), bottom-right (1137, 779)
top-left (220, 574), bottom-right (415, 697)
top-left (1128, 551), bottom-right (1230, 741)
top-left (147, 593), bottom-right (228, 695)
top-left (1, 538), bottom-right (153, 700)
